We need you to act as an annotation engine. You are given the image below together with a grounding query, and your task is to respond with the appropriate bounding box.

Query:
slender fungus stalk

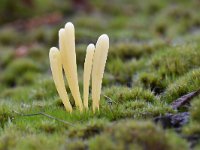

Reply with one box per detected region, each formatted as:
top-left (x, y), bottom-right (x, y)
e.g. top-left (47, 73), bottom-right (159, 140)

top-left (49, 47), bottom-right (72, 112)
top-left (83, 44), bottom-right (95, 109)
top-left (92, 34), bottom-right (109, 112)
top-left (59, 22), bottom-right (83, 111)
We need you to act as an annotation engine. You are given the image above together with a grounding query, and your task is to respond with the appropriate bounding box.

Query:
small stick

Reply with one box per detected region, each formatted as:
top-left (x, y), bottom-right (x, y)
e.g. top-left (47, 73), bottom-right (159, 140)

top-left (103, 94), bottom-right (117, 105)
top-left (13, 110), bottom-right (75, 126)
top-left (103, 95), bottom-right (115, 118)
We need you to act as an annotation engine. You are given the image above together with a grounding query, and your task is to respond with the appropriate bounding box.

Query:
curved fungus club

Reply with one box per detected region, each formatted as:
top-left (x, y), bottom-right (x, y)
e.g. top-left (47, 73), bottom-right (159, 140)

top-left (83, 44), bottom-right (95, 109)
top-left (49, 47), bottom-right (72, 112)
top-left (49, 22), bottom-right (109, 113)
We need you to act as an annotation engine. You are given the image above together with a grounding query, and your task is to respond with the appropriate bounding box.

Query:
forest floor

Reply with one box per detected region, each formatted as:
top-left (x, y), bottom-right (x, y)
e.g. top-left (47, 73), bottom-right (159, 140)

top-left (0, 0), bottom-right (200, 149)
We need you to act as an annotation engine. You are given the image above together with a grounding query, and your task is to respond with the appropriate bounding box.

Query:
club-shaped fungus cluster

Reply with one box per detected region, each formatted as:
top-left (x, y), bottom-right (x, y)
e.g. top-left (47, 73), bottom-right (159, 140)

top-left (49, 22), bottom-right (109, 112)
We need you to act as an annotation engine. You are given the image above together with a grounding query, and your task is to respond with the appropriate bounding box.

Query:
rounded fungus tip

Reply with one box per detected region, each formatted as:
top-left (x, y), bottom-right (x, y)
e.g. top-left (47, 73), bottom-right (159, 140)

top-left (87, 44), bottom-right (95, 52)
top-left (59, 28), bottom-right (65, 36)
top-left (65, 22), bottom-right (74, 30)
top-left (97, 34), bottom-right (109, 49)
top-left (99, 34), bottom-right (109, 41)
top-left (49, 47), bottom-right (59, 58)
top-left (50, 47), bottom-right (58, 52)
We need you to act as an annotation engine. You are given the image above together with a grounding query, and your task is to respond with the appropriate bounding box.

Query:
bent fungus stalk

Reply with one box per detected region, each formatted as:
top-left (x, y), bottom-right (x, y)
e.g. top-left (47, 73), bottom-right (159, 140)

top-left (49, 47), bottom-right (72, 112)
top-left (83, 44), bottom-right (95, 109)
top-left (92, 34), bottom-right (109, 112)
top-left (59, 22), bottom-right (83, 111)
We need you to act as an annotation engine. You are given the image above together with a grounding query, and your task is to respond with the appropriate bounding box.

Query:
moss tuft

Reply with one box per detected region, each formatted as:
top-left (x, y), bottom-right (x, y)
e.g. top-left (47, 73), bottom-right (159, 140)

top-left (89, 120), bottom-right (188, 150)
top-left (68, 119), bottom-right (108, 139)
top-left (0, 58), bottom-right (41, 86)
top-left (109, 41), bottom-right (166, 60)
top-left (0, 28), bottom-right (18, 45)
top-left (163, 68), bottom-right (200, 103)
top-left (64, 139), bottom-right (87, 150)
top-left (107, 58), bottom-right (141, 85)
top-left (0, 105), bottom-right (12, 127)
top-left (183, 96), bottom-right (200, 137)
top-left (137, 72), bottom-right (167, 94)
top-left (104, 86), bottom-right (157, 103)
top-left (148, 44), bottom-right (200, 78)
top-left (38, 120), bottom-right (57, 134)
top-left (190, 96), bottom-right (200, 122)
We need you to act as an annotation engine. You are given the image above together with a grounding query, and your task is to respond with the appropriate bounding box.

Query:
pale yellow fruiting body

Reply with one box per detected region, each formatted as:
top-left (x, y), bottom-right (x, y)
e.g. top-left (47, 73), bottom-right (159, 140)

top-left (59, 22), bottom-right (83, 111)
top-left (50, 22), bottom-right (109, 112)
top-left (83, 44), bottom-right (95, 109)
top-left (92, 34), bottom-right (109, 112)
top-left (49, 47), bottom-right (72, 112)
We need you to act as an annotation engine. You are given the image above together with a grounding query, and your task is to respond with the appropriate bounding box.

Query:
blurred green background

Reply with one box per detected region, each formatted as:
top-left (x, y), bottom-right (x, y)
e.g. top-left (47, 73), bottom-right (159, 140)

top-left (1, 0), bottom-right (200, 88)
top-left (0, 0), bottom-right (200, 150)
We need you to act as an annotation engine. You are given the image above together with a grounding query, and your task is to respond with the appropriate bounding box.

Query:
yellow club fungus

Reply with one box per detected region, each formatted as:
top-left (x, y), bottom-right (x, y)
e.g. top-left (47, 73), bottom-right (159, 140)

top-left (83, 44), bottom-right (95, 109)
top-left (49, 22), bottom-right (109, 113)
top-left (59, 22), bottom-right (83, 111)
top-left (49, 47), bottom-right (72, 112)
top-left (92, 34), bottom-right (109, 112)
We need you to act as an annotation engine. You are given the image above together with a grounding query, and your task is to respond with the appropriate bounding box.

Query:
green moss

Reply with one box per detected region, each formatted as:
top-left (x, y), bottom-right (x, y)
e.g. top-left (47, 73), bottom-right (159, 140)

top-left (102, 73), bottom-right (115, 86)
top-left (0, 105), bottom-right (12, 128)
top-left (89, 134), bottom-right (122, 150)
top-left (102, 86), bottom-right (173, 119)
top-left (30, 77), bottom-right (57, 100)
top-left (89, 120), bottom-right (188, 150)
top-left (183, 121), bottom-right (200, 136)
top-left (107, 58), bottom-right (142, 84)
top-left (0, 47), bottom-right (14, 68)
top-left (68, 119), bottom-right (108, 139)
top-left (75, 28), bottom-right (98, 43)
top-left (190, 96), bottom-right (200, 122)
top-left (64, 139), bottom-right (86, 150)
top-left (183, 96), bottom-right (200, 136)
top-left (0, 28), bottom-right (18, 45)
top-left (137, 72), bottom-right (167, 94)
top-left (0, 133), bottom-right (17, 150)
top-left (104, 86), bottom-right (157, 103)
top-left (116, 100), bottom-right (173, 119)
top-left (0, 86), bottom-right (31, 102)
top-left (74, 16), bottom-right (105, 31)
top-left (37, 120), bottom-right (58, 133)
top-left (108, 16), bottom-right (129, 29)
top-left (148, 44), bottom-right (200, 78)
top-left (0, 129), bottom-right (65, 150)
top-left (0, 58), bottom-right (42, 86)
top-left (152, 4), bottom-right (200, 37)
top-left (109, 40), bottom-right (166, 60)
top-left (28, 45), bottom-right (48, 63)
top-left (76, 44), bottom-right (87, 66)
top-left (194, 143), bottom-right (200, 150)
top-left (163, 68), bottom-right (200, 103)
top-left (0, 77), bottom-right (56, 102)
top-left (27, 27), bottom-right (59, 45)
top-left (29, 28), bottom-right (48, 43)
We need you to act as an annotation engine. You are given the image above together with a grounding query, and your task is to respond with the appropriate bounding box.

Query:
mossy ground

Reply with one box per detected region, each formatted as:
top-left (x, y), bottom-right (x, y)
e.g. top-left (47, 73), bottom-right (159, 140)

top-left (0, 0), bottom-right (200, 149)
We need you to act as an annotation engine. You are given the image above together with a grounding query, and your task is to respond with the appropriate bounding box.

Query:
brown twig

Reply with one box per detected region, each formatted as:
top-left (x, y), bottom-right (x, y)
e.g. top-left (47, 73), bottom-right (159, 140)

top-left (171, 88), bottom-right (200, 110)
